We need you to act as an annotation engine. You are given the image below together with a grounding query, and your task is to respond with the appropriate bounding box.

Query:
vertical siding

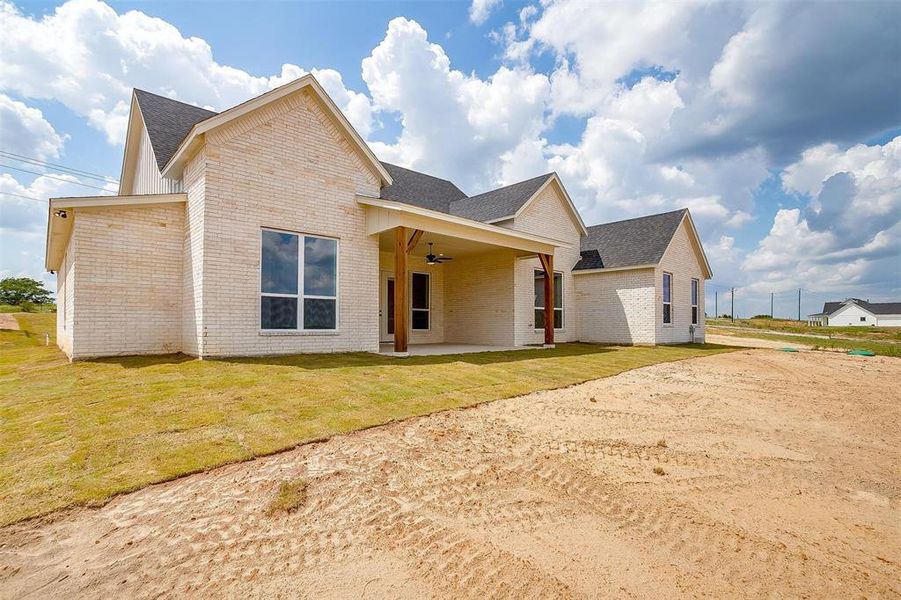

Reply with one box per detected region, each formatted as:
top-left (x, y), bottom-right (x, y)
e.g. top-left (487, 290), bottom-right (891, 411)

top-left (56, 234), bottom-right (75, 357)
top-left (132, 124), bottom-right (183, 195)
top-left (655, 220), bottom-right (706, 344)
top-left (574, 268), bottom-right (656, 344)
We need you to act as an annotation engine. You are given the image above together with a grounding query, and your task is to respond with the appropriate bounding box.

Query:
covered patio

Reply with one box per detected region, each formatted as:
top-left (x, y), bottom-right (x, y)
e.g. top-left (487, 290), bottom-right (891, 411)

top-left (359, 195), bottom-right (569, 355)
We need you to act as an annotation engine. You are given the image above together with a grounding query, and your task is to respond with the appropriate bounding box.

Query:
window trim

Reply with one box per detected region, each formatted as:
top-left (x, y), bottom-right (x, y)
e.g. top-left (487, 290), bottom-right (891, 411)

top-left (410, 271), bottom-right (431, 331)
top-left (533, 269), bottom-right (564, 331)
top-left (260, 227), bottom-right (339, 333)
top-left (663, 271), bottom-right (673, 326)
top-left (691, 278), bottom-right (699, 325)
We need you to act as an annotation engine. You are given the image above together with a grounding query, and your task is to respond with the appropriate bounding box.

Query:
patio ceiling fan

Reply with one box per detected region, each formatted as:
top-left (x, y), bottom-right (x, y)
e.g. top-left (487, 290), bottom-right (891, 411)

top-left (425, 242), bottom-right (454, 265)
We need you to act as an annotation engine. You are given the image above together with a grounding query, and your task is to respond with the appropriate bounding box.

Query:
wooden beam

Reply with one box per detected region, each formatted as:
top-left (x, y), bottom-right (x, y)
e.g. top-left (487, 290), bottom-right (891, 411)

top-left (539, 253), bottom-right (554, 346)
top-left (394, 227), bottom-right (408, 353)
top-left (406, 229), bottom-right (423, 254)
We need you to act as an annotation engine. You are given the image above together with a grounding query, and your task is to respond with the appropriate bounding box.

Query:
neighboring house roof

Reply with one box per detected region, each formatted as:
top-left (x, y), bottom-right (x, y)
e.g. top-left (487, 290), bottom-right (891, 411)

top-left (574, 209), bottom-right (688, 271)
top-left (450, 174), bottom-right (553, 222)
top-left (819, 298), bottom-right (901, 317)
top-left (133, 89), bottom-right (218, 170)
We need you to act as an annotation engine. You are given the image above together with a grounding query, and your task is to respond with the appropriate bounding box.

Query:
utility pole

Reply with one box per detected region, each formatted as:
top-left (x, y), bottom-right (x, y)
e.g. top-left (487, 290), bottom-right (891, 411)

top-left (731, 287), bottom-right (735, 323)
top-left (715, 291), bottom-right (718, 318)
top-left (771, 292), bottom-right (774, 318)
top-left (798, 289), bottom-right (801, 321)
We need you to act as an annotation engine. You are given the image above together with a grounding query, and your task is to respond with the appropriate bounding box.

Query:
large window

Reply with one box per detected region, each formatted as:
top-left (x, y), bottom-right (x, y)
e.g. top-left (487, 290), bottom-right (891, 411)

top-left (534, 270), bottom-right (563, 330)
top-left (691, 278), bottom-right (699, 325)
top-left (663, 272), bottom-right (673, 324)
top-left (411, 272), bottom-right (430, 330)
top-left (261, 229), bottom-right (337, 331)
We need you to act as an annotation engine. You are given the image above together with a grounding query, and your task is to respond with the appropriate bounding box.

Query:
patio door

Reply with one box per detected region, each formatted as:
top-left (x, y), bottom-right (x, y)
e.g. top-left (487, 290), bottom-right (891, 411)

top-left (379, 271), bottom-right (395, 343)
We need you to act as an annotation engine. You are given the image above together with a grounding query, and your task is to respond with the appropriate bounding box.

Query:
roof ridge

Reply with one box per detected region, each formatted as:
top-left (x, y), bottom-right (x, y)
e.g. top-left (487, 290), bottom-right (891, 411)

top-left (379, 161), bottom-right (464, 192)
top-left (586, 208), bottom-right (687, 230)
top-left (133, 88), bottom-right (219, 115)
top-left (464, 172), bottom-right (555, 201)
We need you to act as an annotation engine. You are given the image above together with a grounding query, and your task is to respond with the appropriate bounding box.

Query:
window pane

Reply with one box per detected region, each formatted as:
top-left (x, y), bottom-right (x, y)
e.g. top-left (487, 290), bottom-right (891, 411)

top-left (261, 296), bottom-right (297, 329)
top-left (534, 270), bottom-right (544, 308)
top-left (412, 309), bottom-right (429, 330)
top-left (554, 308), bottom-right (563, 329)
top-left (535, 309), bottom-right (545, 329)
top-left (261, 231), bottom-right (298, 294)
top-left (304, 236), bottom-right (337, 297)
top-left (691, 279), bottom-right (698, 304)
top-left (663, 303), bottom-right (672, 324)
top-left (303, 298), bottom-right (336, 329)
top-left (554, 273), bottom-right (563, 309)
top-left (412, 273), bottom-right (429, 309)
top-left (692, 306), bottom-right (698, 325)
top-left (663, 273), bottom-right (671, 302)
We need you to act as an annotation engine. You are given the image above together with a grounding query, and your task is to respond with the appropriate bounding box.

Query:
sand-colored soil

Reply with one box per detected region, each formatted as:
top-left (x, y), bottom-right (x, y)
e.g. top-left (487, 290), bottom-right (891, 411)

top-left (1, 349), bottom-right (899, 598)
top-left (0, 314), bottom-right (19, 330)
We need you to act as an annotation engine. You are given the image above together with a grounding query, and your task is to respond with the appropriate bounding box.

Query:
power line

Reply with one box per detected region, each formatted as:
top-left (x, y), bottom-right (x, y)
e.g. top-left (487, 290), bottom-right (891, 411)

top-left (0, 150), bottom-right (118, 183)
top-left (0, 191), bottom-right (45, 202)
top-left (0, 163), bottom-right (113, 192)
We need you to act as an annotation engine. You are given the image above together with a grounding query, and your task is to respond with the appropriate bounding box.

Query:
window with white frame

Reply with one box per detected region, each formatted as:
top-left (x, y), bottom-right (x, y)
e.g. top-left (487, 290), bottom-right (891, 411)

top-left (260, 229), bottom-right (338, 331)
top-left (411, 272), bottom-right (430, 330)
top-left (663, 272), bottom-right (673, 324)
top-left (691, 278), bottom-right (699, 325)
top-left (534, 270), bottom-right (563, 329)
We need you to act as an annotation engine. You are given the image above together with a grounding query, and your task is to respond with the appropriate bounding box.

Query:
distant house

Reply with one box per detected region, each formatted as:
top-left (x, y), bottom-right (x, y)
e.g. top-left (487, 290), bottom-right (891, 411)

top-left (44, 75), bottom-right (712, 360)
top-left (807, 298), bottom-right (901, 327)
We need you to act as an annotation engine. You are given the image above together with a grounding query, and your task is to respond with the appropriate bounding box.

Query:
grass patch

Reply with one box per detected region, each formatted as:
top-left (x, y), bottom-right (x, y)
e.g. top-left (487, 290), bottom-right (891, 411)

top-left (0, 304), bottom-right (56, 314)
top-left (0, 312), bottom-right (735, 526)
top-left (266, 479), bottom-right (308, 516)
top-left (708, 318), bottom-right (901, 342)
top-left (708, 326), bottom-right (901, 357)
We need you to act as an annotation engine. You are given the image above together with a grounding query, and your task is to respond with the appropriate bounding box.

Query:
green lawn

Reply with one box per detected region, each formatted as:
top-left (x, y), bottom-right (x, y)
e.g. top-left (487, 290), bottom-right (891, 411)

top-left (708, 325), bottom-right (901, 357)
top-left (0, 304), bottom-right (56, 313)
top-left (708, 317), bottom-right (901, 342)
top-left (1, 312), bottom-right (734, 526)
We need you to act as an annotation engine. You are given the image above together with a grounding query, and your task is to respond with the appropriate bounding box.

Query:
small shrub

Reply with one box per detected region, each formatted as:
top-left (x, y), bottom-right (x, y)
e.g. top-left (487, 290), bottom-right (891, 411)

top-left (266, 478), bottom-right (308, 516)
top-left (652, 466), bottom-right (666, 476)
top-left (656, 439), bottom-right (667, 448)
top-left (20, 301), bottom-right (36, 313)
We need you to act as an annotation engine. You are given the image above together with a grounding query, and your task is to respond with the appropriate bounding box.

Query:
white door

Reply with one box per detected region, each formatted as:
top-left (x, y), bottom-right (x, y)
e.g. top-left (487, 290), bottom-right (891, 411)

top-left (379, 271), bottom-right (395, 343)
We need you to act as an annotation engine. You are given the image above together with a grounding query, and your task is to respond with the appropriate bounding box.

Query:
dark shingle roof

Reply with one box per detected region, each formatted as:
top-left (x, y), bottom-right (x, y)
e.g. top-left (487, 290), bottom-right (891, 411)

top-left (379, 162), bottom-right (467, 212)
top-left (821, 299), bottom-right (901, 316)
top-left (574, 209), bottom-right (687, 271)
top-left (449, 173), bottom-right (554, 222)
top-left (134, 89), bottom-right (218, 170)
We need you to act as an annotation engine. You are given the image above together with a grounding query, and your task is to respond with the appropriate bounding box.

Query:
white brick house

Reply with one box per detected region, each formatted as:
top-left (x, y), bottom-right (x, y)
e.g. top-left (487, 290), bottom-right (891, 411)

top-left (45, 75), bottom-right (712, 360)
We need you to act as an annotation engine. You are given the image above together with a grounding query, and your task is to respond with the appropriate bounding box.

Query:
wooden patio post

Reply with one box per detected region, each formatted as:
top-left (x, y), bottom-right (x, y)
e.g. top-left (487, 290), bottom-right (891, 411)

top-left (539, 253), bottom-right (554, 347)
top-left (394, 227), bottom-right (408, 353)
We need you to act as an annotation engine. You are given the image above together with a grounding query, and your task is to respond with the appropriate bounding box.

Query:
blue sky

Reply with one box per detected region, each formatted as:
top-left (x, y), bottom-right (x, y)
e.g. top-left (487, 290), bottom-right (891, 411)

top-left (1, 0), bottom-right (899, 318)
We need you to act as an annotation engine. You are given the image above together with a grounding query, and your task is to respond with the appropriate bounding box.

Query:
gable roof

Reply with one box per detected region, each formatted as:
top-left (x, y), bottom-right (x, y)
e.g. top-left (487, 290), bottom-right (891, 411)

top-left (379, 162), bottom-right (467, 212)
top-left (449, 174), bottom-right (553, 222)
top-left (133, 89), bottom-right (218, 170)
top-left (821, 299), bottom-right (901, 316)
top-left (575, 209), bottom-right (690, 271)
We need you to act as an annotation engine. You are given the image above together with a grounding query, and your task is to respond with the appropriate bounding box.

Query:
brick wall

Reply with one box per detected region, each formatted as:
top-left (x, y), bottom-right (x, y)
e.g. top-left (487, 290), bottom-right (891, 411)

top-left (655, 220), bottom-right (706, 344)
top-left (574, 268), bottom-right (656, 344)
top-left (196, 89), bottom-right (382, 357)
top-left (443, 249), bottom-right (516, 346)
top-left (69, 204), bottom-right (184, 358)
top-left (503, 182), bottom-right (583, 346)
top-left (182, 148), bottom-right (206, 355)
top-left (378, 251), bottom-right (445, 344)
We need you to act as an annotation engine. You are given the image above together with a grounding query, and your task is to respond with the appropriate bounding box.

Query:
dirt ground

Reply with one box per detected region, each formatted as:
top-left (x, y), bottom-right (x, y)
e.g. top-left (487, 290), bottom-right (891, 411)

top-left (1, 349), bottom-right (899, 599)
top-left (0, 314), bottom-right (19, 330)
